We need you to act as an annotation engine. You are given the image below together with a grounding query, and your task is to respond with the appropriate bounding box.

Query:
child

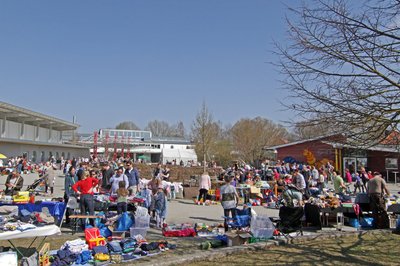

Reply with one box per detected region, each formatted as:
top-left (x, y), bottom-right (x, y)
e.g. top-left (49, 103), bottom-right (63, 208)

top-left (117, 181), bottom-right (129, 214)
top-left (154, 185), bottom-right (167, 228)
top-left (353, 173), bottom-right (362, 194)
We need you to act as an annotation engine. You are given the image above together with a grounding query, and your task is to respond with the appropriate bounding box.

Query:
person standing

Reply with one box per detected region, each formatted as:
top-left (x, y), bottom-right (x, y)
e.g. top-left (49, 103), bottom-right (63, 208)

top-left (353, 173), bottom-right (362, 194)
top-left (72, 171), bottom-right (99, 228)
top-left (153, 163), bottom-right (162, 178)
top-left (148, 175), bottom-right (162, 218)
top-left (154, 185), bottom-right (167, 228)
top-left (125, 162), bottom-right (139, 196)
top-left (101, 163), bottom-right (114, 190)
top-left (161, 166), bottom-right (170, 181)
top-left (360, 167), bottom-right (369, 193)
top-left (109, 167), bottom-right (129, 196)
top-left (64, 166), bottom-right (78, 224)
top-left (332, 171), bottom-right (346, 195)
top-left (367, 172), bottom-right (390, 229)
top-left (43, 162), bottom-right (57, 195)
top-left (293, 169), bottom-right (306, 194)
top-left (220, 174), bottom-right (239, 232)
top-left (345, 168), bottom-right (353, 183)
top-left (116, 181), bottom-right (129, 214)
top-left (198, 171), bottom-right (211, 203)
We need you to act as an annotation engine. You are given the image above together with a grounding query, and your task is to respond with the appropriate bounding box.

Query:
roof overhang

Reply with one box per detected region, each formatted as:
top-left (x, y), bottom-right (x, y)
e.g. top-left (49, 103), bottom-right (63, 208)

top-left (0, 101), bottom-right (78, 131)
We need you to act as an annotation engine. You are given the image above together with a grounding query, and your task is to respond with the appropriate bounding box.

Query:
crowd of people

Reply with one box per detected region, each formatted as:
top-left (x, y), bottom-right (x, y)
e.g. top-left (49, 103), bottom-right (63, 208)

top-left (203, 160), bottom-right (392, 230)
top-left (1, 155), bottom-right (394, 230)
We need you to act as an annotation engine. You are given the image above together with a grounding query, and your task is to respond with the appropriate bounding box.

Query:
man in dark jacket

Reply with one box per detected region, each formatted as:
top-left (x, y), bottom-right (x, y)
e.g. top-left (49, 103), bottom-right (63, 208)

top-left (125, 162), bottom-right (140, 196)
top-left (101, 163), bottom-right (114, 190)
top-left (367, 172), bottom-right (390, 229)
top-left (5, 170), bottom-right (24, 195)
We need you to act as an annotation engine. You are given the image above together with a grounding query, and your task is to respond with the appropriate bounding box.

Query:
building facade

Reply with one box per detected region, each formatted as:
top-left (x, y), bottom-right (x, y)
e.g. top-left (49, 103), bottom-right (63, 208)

top-left (266, 135), bottom-right (400, 179)
top-left (82, 129), bottom-right (197, 164)
top-left (0, 101), bottom-right (89, 162)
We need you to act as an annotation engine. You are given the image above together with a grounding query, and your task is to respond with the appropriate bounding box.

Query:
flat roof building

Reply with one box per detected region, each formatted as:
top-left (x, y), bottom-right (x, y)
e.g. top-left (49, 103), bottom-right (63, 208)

top-left (0, 101), bottom-right (89, 162)
top-left (82, 128), bottom-right (197, 164)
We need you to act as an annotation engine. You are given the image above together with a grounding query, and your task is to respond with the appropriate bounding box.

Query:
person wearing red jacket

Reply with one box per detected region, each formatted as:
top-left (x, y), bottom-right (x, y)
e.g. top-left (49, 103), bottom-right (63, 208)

top-left (72, 171), bottom-right (99, 228)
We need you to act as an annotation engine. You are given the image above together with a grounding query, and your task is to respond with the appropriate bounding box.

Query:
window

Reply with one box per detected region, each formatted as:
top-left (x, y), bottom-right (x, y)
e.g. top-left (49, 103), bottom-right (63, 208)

top-left (32, 151), bottom-right (37, 162)
top-left (67, 152), bottom-right (71, 160)
top-left (56, 152), bottom-right (59, 159)
top-left (385, 158), bottom-right (398, 170)
top-left (41, 151), bottom-right (45, 162)
top-left (61, 152), bottom-right (65, 159)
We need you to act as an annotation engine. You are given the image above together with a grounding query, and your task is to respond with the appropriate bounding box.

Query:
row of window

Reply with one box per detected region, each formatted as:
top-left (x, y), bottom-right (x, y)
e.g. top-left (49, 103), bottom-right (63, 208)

top-left (100, 129), bottom-right (151, 139)
top-left (24, 151), bottom-right (71, 163)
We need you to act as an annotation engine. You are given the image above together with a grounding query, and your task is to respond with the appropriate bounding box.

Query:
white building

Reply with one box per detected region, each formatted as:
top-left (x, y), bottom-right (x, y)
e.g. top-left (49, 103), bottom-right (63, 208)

top-left (83, 129), bottom-right (197, 164)
top-left (0, 101), bottom-right (89, 162)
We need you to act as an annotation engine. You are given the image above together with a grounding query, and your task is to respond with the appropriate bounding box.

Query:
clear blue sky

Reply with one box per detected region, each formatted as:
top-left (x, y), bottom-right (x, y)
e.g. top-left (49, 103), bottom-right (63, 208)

top-left (0, 0), bottom-right (295, 133)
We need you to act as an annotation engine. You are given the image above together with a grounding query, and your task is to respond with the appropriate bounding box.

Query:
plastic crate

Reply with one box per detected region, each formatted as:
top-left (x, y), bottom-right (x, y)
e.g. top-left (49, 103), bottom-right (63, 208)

top-left (134, 215), bottom-right (150, 228)
top-left (250, 215), bottom-right (274, 238)
top-left (130, 227), bottom-right (148, 237)
top-left (251, 228), bottom-right (274, 239)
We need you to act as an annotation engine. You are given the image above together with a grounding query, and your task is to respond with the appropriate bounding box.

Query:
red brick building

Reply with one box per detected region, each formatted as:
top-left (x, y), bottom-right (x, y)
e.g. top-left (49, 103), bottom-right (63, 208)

top-left (266, 135), bottom-right (400, 179)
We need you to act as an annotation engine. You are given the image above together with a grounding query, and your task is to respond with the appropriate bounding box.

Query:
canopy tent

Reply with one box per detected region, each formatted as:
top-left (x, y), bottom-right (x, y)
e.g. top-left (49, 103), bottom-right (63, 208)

top-left (161, 149), bottom-right (197, 164)
top-left (0, 153), bottom-right (7, 159)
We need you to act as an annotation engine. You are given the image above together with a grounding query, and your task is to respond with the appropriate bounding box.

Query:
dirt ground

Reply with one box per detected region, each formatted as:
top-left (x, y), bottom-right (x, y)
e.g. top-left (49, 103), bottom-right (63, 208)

top-left (184, 233), bottom-right (400, 266)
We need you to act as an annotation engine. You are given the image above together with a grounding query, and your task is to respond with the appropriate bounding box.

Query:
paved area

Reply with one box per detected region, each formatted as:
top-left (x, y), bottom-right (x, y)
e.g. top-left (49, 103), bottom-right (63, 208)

top-left (1, 170), bottom-right (399, 225)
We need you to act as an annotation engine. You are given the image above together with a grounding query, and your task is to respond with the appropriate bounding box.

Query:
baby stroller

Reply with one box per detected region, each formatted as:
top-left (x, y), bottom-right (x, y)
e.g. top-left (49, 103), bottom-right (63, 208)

top-left (224, 207), bottom-right (252, 230)
top-left (276, 206), bottom-right (304, 238)
top-left (26, 176), bottom-right (46, 194)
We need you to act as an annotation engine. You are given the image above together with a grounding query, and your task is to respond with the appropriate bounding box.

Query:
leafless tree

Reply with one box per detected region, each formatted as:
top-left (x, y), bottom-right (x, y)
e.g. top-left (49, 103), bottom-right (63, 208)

top-left (277, 0), bottom-right (400, 146)
top-left (145, 120), bottom-right (173, 137)
top-left (230, 117), bottom-right (290, 164)
top-left (191, 102), bottom-right (218, 171)
top-left (145, 120), bottom-right (186, 138)
top-left (116, 121), bottom-right (140, 130)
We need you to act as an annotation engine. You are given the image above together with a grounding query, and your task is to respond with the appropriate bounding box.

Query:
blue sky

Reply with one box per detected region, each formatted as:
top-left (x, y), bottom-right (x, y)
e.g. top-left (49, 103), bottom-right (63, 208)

top-left (0, 0), bottom-right (294, 133)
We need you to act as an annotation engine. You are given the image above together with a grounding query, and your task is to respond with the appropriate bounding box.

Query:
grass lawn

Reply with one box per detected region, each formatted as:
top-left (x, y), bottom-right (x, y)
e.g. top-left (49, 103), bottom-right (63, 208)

top-left (185, 233), bottom-right (400, 266)
top-left (2, 230), bottom-right (399, 265)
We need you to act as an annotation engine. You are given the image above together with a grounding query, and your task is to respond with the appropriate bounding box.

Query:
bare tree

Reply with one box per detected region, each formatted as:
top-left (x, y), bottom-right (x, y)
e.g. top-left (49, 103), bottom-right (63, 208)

top-left (116, 121), bottom-right (140, 130)
top-left (145, 120), bottom-right (172, 137)
top-left (293, 120), bottom-right (332, 140)
top-left (191, 102), bottom-right (218, 171)
top-left (174, 121), bottom-right (186, 138)
top-left (144, 120), bottom-right (186, 138)
top-left (231, 117), bottom-right (289, 164)
top-left (277, 0), bottom-right (400, 146)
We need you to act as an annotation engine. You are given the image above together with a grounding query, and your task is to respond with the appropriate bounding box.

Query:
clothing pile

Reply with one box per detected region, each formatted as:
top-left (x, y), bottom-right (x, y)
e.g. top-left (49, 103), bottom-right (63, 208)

top-left (50, 236), bottom-right (177, 265)
top-left (61, 239), bottom-right (89, 254)
top-left (163, 223), bottom-right (197, 237)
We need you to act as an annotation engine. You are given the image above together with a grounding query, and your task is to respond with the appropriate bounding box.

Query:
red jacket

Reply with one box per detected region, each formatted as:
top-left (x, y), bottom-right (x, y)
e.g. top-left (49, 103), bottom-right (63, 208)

top-left (72, 177), bottom-right (99, 195)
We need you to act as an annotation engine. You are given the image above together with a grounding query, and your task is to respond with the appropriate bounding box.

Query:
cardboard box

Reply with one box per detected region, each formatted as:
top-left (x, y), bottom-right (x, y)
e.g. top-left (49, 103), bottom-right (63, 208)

top-left (226, 231), bottom-right (252, 247)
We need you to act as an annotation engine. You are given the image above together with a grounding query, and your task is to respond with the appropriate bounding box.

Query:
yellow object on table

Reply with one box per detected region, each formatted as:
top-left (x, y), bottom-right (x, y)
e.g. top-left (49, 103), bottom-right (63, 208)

top-left (13, 191), bottom-right (30, 203)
